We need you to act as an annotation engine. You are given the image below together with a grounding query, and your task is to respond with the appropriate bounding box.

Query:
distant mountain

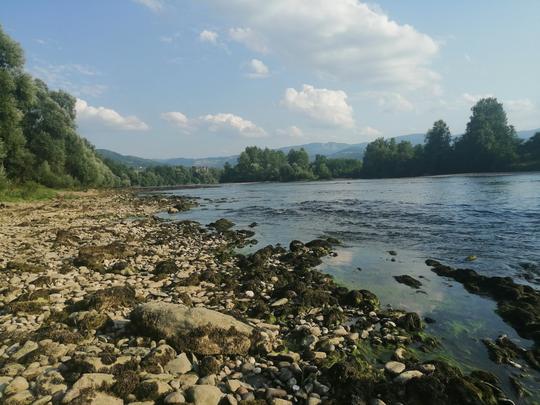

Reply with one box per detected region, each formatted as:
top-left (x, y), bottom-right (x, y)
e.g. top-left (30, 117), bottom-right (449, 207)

top-left (158, 155), bottom-right (238, 168)
top-left (97, 149), bottom-right (162, 168)
top-left (98, 128), bottom-right (538, 169)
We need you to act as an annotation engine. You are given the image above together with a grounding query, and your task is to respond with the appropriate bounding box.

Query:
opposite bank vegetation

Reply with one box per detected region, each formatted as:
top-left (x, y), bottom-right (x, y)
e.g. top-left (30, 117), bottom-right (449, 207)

top-left (2, 25), bottom-right (540, 202)
top-left (0, 190), bottom-right (538, 405)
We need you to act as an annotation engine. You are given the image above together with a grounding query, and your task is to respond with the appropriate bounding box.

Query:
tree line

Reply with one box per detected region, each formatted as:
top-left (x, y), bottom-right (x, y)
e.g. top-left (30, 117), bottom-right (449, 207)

top-left (220, 147), bottom-right (362, 182)
top-left (2, 24), bottom-right (539, 194)
top-left (362, 99), bottom-right (540, 178)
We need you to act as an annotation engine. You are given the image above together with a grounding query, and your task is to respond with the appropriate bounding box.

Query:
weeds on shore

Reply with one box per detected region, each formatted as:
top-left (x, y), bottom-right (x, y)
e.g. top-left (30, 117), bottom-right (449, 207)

top-left (0, 181), bottom-right (78, 202)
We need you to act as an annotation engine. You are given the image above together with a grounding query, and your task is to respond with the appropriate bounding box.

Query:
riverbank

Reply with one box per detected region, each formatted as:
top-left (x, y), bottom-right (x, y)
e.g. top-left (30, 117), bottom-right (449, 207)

top-left (0, 191), bottom-right (520, 404)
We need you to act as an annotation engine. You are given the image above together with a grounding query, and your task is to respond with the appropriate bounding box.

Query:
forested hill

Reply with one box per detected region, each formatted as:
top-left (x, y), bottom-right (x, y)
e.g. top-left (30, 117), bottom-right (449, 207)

top-left (0, 26), bottom-right (118, 189)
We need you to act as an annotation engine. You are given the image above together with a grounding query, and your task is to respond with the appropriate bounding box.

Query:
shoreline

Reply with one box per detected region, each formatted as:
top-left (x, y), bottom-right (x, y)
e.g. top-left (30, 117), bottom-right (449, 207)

top-left (0, 191), bottom-right (524, 404)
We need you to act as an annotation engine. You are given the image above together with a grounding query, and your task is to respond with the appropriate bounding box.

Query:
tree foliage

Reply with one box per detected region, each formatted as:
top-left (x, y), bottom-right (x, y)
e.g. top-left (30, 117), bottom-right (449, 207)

top-left (0, 25), bottom-right (118, 188)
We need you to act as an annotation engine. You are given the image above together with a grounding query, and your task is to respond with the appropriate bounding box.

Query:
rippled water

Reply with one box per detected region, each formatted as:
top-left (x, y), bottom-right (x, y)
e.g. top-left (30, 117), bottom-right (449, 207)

top-left (165, 173), bottom-right (540, 402)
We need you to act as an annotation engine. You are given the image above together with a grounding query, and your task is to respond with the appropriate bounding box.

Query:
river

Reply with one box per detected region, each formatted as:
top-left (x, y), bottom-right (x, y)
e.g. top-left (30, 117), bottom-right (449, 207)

top-left (163, 173), bottom-right (540, 402)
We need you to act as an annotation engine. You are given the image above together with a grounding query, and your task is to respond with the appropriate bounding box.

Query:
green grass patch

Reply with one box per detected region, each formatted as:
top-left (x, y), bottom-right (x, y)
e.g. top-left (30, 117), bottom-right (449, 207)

top-left (0, 182), bottom-right (59, 202)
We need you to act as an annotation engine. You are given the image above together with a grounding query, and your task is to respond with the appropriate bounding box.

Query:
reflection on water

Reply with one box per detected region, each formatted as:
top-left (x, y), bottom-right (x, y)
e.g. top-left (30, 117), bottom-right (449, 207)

top-left (165, 173), bottom-right (540, 402)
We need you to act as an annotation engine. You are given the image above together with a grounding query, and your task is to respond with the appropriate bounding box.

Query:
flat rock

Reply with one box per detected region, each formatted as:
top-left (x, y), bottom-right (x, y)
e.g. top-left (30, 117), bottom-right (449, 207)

top-left (384, 361), bottom-right (406, 375)
top-left (394, 370), bottom-right (424, 383)
top-left (130, 302), bottom-right (253, 355)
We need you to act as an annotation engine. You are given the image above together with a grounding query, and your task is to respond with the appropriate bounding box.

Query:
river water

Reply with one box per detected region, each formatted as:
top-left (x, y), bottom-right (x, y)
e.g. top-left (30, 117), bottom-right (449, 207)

top-left (164, 173), bottom-right (540, 402)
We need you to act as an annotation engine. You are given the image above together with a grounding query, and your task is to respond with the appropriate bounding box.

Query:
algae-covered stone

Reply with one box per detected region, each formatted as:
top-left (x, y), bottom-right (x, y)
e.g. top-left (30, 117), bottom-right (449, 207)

top-left (130, 302), bottom-right (253, 355)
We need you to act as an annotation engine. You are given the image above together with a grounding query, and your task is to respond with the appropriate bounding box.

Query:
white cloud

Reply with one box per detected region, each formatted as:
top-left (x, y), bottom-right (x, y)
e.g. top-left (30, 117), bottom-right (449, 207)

top-left (75, 99), bottom-right (149, 131)
top-left (505, 99), bottom-right (535, 114)
top-left (277, 126), bottom-right (305, 138)
top-left (361, 91), bottom-right (414, 113)
top-left (30, 63), bottom-right (107, 97)
top-left (161, 111), bottom-right (266, 137)
top-left (228, 28), bottom-right (269, 54)
top-left (133, 0), bottom-right (164, 12)
top-left (282, 84), bottom-right (354, 128)
top-left (462, 93), bottom-right (495, 104)
top-left (201, 113), bottom-right (266, 138)
top-left (161, 112), bottom-right (190, 129)
top-left (359, 126), bottom-right (382, 138)
top-left (247, 59), bottom-right (269, 79)
top-left (211, 0), bottom-right (439, 89)
top-left (199, 30), bottom-right (219, 44)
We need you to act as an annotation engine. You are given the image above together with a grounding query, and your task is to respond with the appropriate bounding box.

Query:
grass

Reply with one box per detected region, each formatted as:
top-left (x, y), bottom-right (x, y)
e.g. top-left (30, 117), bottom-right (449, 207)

top-left (0, 182), bottom-right (76, 202)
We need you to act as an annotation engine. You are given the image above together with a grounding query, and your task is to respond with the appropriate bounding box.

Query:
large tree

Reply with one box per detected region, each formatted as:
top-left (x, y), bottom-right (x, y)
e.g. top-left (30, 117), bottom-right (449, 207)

top-left (454, 98), bottom-right (519, 172)
top-left (424, 120), bottom-right (452, 174)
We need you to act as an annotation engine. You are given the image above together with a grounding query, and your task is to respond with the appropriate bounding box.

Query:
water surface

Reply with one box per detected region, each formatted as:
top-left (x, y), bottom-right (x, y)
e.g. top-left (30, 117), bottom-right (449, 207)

top-left (165, 173), bottom-right (540, 402)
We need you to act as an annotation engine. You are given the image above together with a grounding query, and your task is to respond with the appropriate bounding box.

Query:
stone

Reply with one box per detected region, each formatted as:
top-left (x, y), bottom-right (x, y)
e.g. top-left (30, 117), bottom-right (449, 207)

top-left (4, 390), bottom-right (34, 405)
top-left (4, 377), bottom-right (29, 396)
top-left (384, 361), bottom-right (406, 375)
top-left (394, 370), bottom-right (424, 384)
top-left (164, 353), bottom-right (192, 374)
top-left (226, 379), bottom-right (242, 393)
top-left (164, 391), bottom-right (186, 404)
top-left (62, 373), bottom-right (115, 403)
top-left (187, 385), bottom-right (223, 405)
top-left (88, 392), bottom-right (123, 405)
top-left (271, 298), bottom-right (289, 307)
top-left (11, 341), bottom-right (38, 361)
top-left (273, 399), bottom-right (293, 405)
top-left (130, 302), bottom-right (253, 355)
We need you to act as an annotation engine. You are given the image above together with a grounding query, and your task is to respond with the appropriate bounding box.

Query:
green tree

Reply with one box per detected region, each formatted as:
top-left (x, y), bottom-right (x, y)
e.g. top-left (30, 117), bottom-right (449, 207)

top-left (424, 120), bottom-right (452, 174)
top-left (454, 98), bottom-right (519, 171)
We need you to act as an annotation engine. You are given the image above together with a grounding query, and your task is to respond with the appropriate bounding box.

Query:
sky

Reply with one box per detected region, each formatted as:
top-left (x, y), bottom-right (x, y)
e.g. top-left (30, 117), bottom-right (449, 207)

top-left (1, 0), bottom-right (539, 158)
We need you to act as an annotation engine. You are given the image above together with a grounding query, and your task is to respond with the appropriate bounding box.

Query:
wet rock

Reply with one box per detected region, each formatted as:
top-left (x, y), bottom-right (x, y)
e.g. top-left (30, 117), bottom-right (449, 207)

top-left (398, 312), bottom-right (422, 332)
top-left (394, 275), bottom-right (422, 289)
top-left (394, 370), bottom-right (424, 383)
top-left (208, 218), bottom-right (235, 233)
top-left (384, 361), bottom-right (406, 375)
top-left (130, 302), bottom-right (253, 355)
top-left (428, 261), bottom-right (540, 344)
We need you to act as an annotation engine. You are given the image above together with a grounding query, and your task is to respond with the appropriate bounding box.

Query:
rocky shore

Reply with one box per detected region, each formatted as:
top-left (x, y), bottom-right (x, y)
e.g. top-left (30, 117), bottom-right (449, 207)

top-left (0, 191), bottom-right (518, 404)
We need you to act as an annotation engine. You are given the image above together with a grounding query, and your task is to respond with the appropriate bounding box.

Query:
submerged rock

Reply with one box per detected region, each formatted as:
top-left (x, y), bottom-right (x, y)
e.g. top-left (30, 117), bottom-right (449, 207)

top-left (130, 302), bottom-right (253, 355)
top-left (394, 275), bottom-right (423, 289)
top-left (208, 218), bottom-right (235, 233)
top-left (427, 260), bottom-right (540, 344)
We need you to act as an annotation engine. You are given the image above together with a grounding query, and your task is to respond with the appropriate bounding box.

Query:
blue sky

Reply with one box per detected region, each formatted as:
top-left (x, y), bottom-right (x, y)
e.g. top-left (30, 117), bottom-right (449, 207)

top-left (1, 0), bottom-right (539, 158)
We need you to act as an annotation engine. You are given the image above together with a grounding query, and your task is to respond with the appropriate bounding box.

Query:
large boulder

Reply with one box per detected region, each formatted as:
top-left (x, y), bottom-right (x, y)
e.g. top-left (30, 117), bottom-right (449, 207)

top-left (130, 302), bottom-right (254, 355)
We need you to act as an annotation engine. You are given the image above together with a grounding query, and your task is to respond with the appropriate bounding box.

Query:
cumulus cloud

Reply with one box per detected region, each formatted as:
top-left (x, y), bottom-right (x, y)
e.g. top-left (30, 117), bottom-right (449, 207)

top-left (199, 30), bottom-right (219, 44)
top-left (161, 110), bottom-right (267, 138)
top-left (282, 84), bottom-right (354, 128)
top-left (161, 112), bottom-right (190, 129)
top-left (277, 126), bottom-right (305, 138)
top-left (133, 0), bottom-right (164, 12)
top-left (228, 28), bottom-right (269, 54)
top-left (30, 63), bottom-right (107, 97)
top-left (75, 99), bottom-right (149, 131)
top-left (505, 99), bottom-right (535, 114)
top-left (201, 113), bottom-right (266, 138)
top-left (247, 59), bottom-right (269, 79)
top-left (359, 126), bottom-right (382, 138)
top-left (362, 91), bottom-right (414, 113)
top-left (211, 0), bottom-right (439, 89)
